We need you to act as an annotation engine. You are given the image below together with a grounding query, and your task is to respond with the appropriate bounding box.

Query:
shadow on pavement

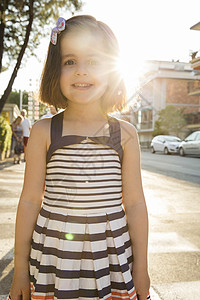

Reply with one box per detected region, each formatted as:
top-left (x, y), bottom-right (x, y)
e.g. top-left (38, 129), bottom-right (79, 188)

top-left (0, 249), bottom-right (14, 295)
top-left (0, 158), bottom-right (14, 170)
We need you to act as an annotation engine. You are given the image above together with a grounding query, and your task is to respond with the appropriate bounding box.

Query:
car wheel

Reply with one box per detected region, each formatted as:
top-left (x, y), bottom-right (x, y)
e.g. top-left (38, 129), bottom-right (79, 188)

top-left (151, 146), bottom-right (155, 153)
top-left (164, 147), bottom-right (169, 155)
top-left (179, 147), bottom-right (185, 156)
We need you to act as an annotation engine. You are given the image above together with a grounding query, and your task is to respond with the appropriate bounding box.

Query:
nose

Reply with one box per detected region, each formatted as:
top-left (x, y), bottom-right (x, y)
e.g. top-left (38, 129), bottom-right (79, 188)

top-left (75, 62), bottom-right (88, 76)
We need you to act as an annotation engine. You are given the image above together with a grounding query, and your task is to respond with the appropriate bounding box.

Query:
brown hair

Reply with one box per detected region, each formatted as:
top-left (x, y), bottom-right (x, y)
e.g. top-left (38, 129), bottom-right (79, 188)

top-left (39, 15), bottom-right (126, 113)
top-left (12, 116), bottom-right (23, 130)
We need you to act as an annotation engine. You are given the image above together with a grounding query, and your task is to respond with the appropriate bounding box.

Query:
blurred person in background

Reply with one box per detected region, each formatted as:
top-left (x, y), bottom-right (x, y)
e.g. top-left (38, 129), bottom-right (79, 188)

top-left (41, 105), bottom-right (58, 119)
top-left (21, 109), bottom-right (31, 160)
top-left (11, 116), bottom-right (24, 164)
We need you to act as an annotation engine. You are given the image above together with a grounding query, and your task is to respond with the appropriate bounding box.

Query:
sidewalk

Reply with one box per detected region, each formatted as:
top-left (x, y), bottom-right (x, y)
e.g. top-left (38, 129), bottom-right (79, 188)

top-left (143, 171), bottom-right (200, 300)
top-left (0, 158), bottom-right (14, 170)
top-left (0, 160), bottom-right (25, 299)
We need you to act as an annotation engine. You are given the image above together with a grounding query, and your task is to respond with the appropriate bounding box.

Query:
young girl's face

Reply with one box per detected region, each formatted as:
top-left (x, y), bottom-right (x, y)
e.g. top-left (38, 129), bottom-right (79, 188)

top-left (59, 30), bottom-right (110, 106)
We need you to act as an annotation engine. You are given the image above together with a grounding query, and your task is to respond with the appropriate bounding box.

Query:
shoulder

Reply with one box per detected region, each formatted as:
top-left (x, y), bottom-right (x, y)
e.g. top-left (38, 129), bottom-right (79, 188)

top-left (21, 117), bottom-right (31, 126)
top-left (28, 118), bottom-right (52, 150)
top-left (114, 118), bottom-right (138, 151)
top-left (31, 117), bottom-right (51, 133)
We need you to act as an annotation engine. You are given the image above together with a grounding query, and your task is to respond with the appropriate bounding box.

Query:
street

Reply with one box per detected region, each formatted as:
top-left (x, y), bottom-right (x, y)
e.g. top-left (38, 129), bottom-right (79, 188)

top-left (0, 154), bottom-right (200, 299)
top-left (141, 151), bottom-right (200, 185)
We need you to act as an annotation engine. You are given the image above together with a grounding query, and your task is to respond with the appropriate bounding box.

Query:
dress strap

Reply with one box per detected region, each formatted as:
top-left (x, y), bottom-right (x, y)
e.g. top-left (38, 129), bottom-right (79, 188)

top-left (50, 111), bottom-right (64, 144)
top-left (108, 116), bottom-right (121, 144)
top-left (108, 116), bottom-right (123, 162)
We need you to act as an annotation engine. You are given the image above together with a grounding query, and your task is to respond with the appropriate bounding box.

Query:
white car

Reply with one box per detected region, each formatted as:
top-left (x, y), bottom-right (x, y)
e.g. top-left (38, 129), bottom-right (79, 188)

top-left (179, 131), bottom-right (200, 156)
top-left (151, 135), bottom-right (182, 154)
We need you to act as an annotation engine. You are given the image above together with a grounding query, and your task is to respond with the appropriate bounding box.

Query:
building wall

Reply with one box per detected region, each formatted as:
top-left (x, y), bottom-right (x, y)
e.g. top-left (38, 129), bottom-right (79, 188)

top-left (139, 77), bottom-right (200, 130)
top-left (153, 78), bottom-right (166, 112)
top-left (166, 78), bottom-right (200, 113)
top-left (140, 82), bottom-right (154, 104)
top-left (140, 78), bottom-right (167, 126)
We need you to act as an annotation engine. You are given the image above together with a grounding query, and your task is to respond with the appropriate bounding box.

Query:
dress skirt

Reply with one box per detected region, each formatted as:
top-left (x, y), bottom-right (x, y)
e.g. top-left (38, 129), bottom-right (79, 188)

top-left (30, 205), bottom-right (137, 300)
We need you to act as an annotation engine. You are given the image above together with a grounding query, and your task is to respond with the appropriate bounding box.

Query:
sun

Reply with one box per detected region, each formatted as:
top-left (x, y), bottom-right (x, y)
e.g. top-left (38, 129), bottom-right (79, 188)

top-left (117, 49), bottom-right (144, 94)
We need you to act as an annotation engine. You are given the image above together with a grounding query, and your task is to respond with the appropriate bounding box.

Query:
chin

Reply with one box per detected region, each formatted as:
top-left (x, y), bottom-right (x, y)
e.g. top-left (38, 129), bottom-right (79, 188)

top-left (69, 96), bottom-right (102, 105)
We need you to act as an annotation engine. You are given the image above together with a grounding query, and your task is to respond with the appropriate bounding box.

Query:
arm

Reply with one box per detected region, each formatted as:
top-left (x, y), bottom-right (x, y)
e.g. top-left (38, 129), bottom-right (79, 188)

top-left (121, 121), bottom-right (150, 300)
top-left (20, 125), bottom-right (24, 142)
top-left (10, 118), bottom-right (51, 300)
top-left (28, 118), bottom-right (31, 133)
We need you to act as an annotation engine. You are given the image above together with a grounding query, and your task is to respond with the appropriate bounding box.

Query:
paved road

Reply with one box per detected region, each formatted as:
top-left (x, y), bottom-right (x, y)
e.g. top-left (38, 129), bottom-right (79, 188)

top-left (0, 160), bottom-right (200, 299)
top-left (141, 151), bottom-right (200, 185)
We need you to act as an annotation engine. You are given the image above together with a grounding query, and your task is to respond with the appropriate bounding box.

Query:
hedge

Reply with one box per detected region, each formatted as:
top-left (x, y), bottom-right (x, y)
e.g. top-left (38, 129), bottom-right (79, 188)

top-left (0, 116), bottom-right (12, 160)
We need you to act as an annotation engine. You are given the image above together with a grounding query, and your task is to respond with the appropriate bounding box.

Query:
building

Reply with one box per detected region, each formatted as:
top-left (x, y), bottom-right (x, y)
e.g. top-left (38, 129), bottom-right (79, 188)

top-left (189, 22), bottom-right (200, 101)
top-left (1, 103), bottom-right (20, 124)
top-left (131, 60), bottom-right (200, 145)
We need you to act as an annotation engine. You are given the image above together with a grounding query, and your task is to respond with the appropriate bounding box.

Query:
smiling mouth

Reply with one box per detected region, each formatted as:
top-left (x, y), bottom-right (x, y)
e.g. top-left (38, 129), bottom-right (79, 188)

top-left (72, 83), bottom-right (93, 88)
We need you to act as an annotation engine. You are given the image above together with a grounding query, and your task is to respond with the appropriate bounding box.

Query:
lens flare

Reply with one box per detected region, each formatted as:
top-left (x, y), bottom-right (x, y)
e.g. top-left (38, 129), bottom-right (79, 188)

top-left (65, 233), bottom-right (74, 240)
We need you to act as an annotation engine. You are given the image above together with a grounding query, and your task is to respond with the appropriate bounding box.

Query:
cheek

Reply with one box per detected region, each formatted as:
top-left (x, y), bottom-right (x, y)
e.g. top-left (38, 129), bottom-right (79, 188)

top-left (99, 74), bottom-right (109, 91)
top-left (95, 67), bottom-right (109, 79)
top-left (94, 67), bottom-right (109, 82)
top-left (60, 67), bottom-right (71, 78)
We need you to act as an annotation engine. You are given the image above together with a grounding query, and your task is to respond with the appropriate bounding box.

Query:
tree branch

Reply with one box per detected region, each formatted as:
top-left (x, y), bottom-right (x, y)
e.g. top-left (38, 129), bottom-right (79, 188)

top-left (0, 0), bottom-right (9, 72)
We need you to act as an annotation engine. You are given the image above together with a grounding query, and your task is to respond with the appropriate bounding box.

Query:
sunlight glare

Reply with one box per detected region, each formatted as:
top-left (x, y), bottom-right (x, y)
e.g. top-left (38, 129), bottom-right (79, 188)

top-left (117, 49), bottom-right (146, 96)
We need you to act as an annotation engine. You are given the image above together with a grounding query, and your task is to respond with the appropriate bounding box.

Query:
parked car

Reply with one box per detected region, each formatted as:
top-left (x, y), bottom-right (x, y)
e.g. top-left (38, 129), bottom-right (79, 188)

top-left (151, 135), bottom-right (182, 154)
top-left (179, 131), bottom-right (200, 156)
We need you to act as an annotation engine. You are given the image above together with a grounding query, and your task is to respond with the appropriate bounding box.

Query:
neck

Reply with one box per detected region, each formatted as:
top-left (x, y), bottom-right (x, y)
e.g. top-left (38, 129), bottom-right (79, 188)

top-left (64, 101), bottom-right (108, 122)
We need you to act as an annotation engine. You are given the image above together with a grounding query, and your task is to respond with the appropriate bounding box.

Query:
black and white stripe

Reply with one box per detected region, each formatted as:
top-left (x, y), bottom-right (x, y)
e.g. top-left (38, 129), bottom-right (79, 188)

top-left (43, 141), bottom-right (123, 212)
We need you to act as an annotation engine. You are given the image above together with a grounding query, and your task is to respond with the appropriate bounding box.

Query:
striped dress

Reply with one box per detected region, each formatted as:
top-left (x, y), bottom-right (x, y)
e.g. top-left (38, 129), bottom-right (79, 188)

top-left (29, 111), bottom-right (150, 300)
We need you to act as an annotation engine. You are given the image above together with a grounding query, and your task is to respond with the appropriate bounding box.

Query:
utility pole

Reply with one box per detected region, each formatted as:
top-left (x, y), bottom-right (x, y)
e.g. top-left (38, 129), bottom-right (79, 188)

top-left (19, 90), bottom-right (23, 111)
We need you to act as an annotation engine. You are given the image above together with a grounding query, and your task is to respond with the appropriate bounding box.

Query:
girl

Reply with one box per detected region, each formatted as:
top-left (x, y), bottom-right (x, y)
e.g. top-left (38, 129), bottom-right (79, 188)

top-left (10, 15), bottom-right (150, 300)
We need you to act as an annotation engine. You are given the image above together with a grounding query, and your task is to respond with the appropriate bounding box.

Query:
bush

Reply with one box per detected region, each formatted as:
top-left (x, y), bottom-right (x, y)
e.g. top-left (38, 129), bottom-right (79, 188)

top-left (155, 105), bottom-right (186, 137)
top-left (0, 116), bottom-right (12, 160)
top-left (152, 120), bottom-right (169, 137)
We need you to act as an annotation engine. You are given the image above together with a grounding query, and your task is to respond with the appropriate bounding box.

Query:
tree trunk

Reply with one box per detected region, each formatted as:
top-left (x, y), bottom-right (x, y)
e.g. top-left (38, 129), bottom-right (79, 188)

top-left (0, 18), bottom-right (5, 72)
top-left (0, 0), bottom-right (34, 113)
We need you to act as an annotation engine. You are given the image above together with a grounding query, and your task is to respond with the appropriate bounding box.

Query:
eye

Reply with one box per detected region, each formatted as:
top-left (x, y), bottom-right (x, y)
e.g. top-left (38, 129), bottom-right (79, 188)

top-left (88, 59), bottom-right (99, 66)
top-left (64, 59), bottom-right (76, 66)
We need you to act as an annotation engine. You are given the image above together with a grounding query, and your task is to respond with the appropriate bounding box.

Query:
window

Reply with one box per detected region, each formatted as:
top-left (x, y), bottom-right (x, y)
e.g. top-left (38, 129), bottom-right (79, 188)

top-left (186, 132), bottom-right (197, 141)
top-left (195, 133), bottom-right (200, 141)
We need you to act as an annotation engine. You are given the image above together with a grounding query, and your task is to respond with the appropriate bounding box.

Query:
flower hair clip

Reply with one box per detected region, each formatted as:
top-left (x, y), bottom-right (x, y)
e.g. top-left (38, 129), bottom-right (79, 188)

top-left (50, 17), bottom-right (66, 45)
